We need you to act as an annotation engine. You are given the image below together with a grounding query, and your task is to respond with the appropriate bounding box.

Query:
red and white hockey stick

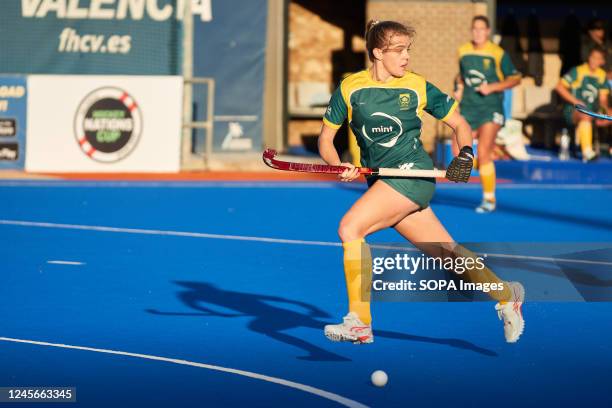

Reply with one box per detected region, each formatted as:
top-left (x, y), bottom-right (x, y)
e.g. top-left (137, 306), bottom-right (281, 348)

top-left (262, 149), bottom-right (447, 178)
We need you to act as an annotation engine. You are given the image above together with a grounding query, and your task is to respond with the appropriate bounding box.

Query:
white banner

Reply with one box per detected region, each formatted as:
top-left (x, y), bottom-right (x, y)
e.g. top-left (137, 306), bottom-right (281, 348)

top-left (26, 75), bottom-right (182, 172)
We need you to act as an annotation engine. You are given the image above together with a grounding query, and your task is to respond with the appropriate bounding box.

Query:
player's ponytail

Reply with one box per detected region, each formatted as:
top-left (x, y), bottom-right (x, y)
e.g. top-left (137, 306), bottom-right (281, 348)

top-left (365, 20), bottom-right (416, 61)
top-left (365, 19), bottom-right (380, 35)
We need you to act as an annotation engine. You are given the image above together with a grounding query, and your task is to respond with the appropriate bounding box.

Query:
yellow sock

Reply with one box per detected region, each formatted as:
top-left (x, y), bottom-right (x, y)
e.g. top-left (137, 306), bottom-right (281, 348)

top-left (479, 161), bottom-right (496, 202)
top-left (343, 239), bottom-right (372, 325)
top-left (452, 245), bottom-right (512, 302)
top-left (577, 120), bottom-right (593, 155)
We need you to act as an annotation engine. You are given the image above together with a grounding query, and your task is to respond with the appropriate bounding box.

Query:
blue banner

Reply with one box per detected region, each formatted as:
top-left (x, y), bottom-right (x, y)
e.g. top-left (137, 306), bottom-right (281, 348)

top-left (0, 76), bottom-right (27, 169)
top-left (0, 0), bottom-right (268, 154)
top-left (193, 0), bottom-right (267, 153)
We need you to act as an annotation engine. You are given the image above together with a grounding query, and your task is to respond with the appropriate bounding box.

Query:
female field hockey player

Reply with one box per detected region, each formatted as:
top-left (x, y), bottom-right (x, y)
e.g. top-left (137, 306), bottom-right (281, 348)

top-left (555, 46), bottom-right (611, 162)
top-left (318, 20), bottom-right (525, 345)
top-left (454, 15), bottom-right (521, 213)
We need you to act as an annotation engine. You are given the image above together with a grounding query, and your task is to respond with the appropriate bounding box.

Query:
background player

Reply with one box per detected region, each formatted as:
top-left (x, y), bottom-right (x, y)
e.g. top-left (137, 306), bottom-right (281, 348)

top-left (555, 46), bottom-right (611, 162)
top-left (454, 15), bottom-right (521, 213)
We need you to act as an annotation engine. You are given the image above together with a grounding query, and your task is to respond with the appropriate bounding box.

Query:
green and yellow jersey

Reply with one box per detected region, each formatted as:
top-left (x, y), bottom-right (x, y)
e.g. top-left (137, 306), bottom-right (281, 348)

top-left (323, 69), bottom-right (457, 208)
top-left (458, 41), bottom-right (519, 128)
top-left (561, 63), bottom-right (610, 112)
top-left (324, 69), bottom-right (457, 169)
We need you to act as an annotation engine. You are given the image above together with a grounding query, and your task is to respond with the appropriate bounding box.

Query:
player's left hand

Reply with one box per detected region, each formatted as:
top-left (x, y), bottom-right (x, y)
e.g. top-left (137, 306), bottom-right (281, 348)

top-left (446, 146), bottom-right (474, 183)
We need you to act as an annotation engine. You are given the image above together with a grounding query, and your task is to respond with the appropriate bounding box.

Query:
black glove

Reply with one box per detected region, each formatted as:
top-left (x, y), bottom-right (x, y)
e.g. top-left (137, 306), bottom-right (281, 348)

top-left (446, 146), bottom-right (474, 183)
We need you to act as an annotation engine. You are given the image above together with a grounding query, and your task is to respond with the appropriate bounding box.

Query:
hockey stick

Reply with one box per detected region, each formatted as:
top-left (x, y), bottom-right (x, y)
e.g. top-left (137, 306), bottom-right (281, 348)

top-left (262, 149), bottom-right (447, 178)
top-left (575, 104), bottom-right (612, 121)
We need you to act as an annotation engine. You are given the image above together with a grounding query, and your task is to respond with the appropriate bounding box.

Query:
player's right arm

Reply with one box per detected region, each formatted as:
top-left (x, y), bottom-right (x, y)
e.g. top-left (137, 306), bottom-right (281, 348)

top-left (318, 124), bottom-right (340, 165)
top-left (318, 85), bottom-right (359, 181)
top-left (555, 67), bottom-right (583, 105)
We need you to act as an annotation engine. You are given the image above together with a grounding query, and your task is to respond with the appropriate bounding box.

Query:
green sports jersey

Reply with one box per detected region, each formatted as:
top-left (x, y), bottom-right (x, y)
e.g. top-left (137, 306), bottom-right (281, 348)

top-left (458, 41), bottom-right (519, 109)
top-left (561, 63), bottom-right (610, 111)
top-left (323, 69), bottom-right (457, 170)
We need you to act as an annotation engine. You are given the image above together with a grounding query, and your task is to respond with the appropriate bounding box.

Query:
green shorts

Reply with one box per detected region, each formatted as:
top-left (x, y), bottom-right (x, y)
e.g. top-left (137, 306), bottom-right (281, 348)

top-left (460, 103), bottom-right (505, 130)
top-left (366, 176), bottom-right (436, 208)
top-left (365, 153), bottom-right (436, 208)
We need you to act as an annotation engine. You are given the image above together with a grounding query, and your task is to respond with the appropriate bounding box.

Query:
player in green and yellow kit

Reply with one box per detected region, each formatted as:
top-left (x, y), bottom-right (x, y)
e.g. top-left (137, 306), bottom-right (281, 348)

top-left (319, 20), bottom-right (525, 345)
top-left (455, 15), bottom-right (521, 213)
top-left (555, 46), bottom-right (611, 162)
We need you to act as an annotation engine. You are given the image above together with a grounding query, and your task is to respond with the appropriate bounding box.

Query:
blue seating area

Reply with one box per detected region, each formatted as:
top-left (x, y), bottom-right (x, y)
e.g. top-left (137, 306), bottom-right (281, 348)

top-left (496, 150), bottom-right (612, 184)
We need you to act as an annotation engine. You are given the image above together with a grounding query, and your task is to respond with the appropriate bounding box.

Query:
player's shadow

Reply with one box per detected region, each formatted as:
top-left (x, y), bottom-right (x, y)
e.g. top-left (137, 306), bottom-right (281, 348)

top-left (146, 281), bottom-right (498, 360)
top-left (147, 281), bottom-right (348, 362)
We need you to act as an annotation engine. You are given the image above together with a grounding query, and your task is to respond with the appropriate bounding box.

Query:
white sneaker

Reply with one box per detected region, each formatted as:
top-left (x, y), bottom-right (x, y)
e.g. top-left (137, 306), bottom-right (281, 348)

top-left (582, 150), bottom-right (597, 163)
top-left (324, 312), bottom-right (373, 344)
top-left (495, 282), bottom-right (525, 343)
top-left (476, 200), bottom-right (496, 213)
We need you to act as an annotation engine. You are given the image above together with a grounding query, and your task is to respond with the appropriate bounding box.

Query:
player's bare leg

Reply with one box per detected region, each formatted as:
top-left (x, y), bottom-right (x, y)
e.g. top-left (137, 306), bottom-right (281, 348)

top-left (325, 181), bottom-right (420, 344)
top-left (393, 208), bottom-right (525, 343)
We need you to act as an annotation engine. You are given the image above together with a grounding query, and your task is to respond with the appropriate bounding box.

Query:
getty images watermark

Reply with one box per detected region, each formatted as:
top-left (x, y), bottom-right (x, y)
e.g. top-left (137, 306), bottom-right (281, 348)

top-left (363, 242), bottom-right (612, 302)
top-left (370, 251), bottom-right (505, 296)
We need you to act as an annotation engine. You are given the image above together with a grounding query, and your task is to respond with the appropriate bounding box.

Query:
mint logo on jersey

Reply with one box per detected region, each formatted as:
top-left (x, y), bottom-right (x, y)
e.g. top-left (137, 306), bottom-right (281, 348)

top-left (581, 84), bottom-right (598, 104)
top-left (399, 94), bottom-right (410, 110)
top-left (361, 112), bottom-right (403, 148)
top-left (372, 125), bottom-right (393, 133)
top-left (74, 87), bottom-right (142, 163)
top-left (465, 69), bottom-right (486, 87)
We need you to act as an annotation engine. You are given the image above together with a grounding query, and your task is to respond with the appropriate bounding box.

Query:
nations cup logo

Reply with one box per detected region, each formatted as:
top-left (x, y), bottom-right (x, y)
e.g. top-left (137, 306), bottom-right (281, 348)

top-left (74, 87), bottom-right (142, 163)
